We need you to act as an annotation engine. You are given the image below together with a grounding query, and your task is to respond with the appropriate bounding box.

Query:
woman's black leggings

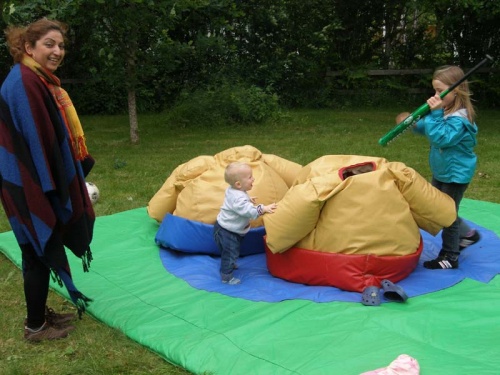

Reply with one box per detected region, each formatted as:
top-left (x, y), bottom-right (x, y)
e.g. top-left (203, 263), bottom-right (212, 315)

top-left (21, 232), bottom-right (65, 329)
top-left (22, 243), bottom-right (50, 328)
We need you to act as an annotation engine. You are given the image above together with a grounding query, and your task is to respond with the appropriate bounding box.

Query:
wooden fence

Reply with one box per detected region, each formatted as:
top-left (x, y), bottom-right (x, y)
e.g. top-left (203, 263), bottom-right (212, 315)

top-left (325, 67), bottom-right (497, 77)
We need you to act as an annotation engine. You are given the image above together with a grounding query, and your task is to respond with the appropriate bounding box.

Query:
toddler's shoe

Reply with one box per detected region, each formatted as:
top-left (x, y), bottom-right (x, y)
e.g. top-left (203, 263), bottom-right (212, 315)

top-left (459, 230), bottom-right (480, 250)
top-left (380, 279), bottom-right (408, 302)
top-left (222, 277), bottom-right (241, 285)
top-left (361, 286), bottom-right (381, 306)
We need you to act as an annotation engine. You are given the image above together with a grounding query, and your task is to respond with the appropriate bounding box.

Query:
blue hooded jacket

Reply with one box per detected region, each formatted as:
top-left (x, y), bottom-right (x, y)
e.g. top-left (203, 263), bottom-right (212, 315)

top-left (414, 108), bottom-right (477, 184)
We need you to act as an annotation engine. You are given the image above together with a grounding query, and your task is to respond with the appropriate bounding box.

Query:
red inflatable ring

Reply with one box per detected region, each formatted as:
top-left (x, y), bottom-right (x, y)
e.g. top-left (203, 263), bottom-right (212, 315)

top-left (264, 236), bottom-right (423, 293)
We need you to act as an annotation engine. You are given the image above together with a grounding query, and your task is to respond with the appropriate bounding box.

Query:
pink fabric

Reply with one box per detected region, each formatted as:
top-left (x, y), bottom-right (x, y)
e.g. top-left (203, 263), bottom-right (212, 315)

top-left (360, 354), bottom-right (420, 375)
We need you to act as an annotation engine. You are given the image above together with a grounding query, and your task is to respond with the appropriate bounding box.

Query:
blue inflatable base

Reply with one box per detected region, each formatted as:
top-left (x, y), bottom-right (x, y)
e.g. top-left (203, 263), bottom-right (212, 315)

top-left (159, 219), bottom-right (500, 304)
top-left (155, 213), bottom-right (266, 256)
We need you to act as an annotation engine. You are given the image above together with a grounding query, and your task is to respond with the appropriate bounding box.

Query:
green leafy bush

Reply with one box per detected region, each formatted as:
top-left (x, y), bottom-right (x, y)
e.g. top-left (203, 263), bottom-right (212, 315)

top-left (166, 82), bottom-right (281, 127)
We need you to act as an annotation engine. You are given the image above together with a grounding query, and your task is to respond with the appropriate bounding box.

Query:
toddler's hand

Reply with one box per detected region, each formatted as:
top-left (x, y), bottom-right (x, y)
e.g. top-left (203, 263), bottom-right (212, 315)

top-left (395, 111), bottom-right (411, 124)
top-left (264, 203), bottom-right (277, 214)
top-left (250, 196), bottom-right (257, 204)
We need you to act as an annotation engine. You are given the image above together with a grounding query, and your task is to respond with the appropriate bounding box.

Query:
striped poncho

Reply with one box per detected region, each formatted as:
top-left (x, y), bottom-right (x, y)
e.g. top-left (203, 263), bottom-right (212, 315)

top-left (0, 63), bottom-right (95, 316)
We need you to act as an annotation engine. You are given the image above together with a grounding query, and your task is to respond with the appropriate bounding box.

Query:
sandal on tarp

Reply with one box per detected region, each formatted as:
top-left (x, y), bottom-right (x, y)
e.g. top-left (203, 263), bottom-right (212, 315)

top-left (381, 279), bottom-right (408, 302)
top-left (361, 286), bottom-right (381, 306)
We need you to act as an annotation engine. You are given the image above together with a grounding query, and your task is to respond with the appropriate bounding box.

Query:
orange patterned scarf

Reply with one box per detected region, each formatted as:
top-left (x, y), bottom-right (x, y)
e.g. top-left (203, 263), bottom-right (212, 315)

top-left (22, 55), bottom-right (89, 160)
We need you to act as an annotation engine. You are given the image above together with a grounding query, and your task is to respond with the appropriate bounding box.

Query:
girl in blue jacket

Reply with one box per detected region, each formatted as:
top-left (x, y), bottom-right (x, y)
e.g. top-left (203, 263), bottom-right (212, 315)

top-left (413, 65), bottom-right (481, 269)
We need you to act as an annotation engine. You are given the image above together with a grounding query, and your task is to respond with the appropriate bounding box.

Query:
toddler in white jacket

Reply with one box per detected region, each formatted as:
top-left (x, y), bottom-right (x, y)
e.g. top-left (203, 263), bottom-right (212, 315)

top-left (214, 162), bottom-right (277, 284)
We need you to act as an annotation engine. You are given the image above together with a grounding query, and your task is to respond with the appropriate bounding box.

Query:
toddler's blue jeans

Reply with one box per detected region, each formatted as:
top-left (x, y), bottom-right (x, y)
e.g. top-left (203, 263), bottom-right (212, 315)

top-left (213, 221), bottom-right (243, 281)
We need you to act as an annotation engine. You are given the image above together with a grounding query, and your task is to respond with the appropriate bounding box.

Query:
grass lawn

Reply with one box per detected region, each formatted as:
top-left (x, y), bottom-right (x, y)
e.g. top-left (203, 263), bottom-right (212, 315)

top-left (0, 108), bottom-right (499, 374)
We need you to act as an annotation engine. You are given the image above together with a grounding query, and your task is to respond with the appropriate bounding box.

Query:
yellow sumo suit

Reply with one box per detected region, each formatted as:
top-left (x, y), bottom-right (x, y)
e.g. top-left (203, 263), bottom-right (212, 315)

top-left (148, 145), bottom-right (301, 255)
top-left (264, 155), bottom-right (457, 292)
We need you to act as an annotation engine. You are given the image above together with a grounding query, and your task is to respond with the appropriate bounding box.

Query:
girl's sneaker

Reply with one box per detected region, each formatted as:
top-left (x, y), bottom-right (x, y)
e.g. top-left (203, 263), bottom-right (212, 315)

top-left (423, 256), bottom-right (458, 270)
top-left (459, 230), bottom-right (481, 250)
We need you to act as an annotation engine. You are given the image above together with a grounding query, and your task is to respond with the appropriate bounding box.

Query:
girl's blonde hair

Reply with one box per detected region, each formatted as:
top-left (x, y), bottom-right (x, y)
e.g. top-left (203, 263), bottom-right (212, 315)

top-left (433, 65), bottom-right (475, 123)
top-left (4, 18), bottom-right (68, 64)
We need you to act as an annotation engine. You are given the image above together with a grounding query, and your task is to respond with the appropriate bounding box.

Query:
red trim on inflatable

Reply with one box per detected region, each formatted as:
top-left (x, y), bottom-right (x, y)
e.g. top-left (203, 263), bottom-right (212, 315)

top-left (338, 161), bottom-right (377, 180)
top-left (264, 236), bottom-right (423, 292)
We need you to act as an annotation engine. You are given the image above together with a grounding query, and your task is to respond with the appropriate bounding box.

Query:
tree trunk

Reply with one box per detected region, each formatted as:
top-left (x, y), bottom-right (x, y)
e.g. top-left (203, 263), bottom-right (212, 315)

top-left (125, 25), bottom-right (139, 145)
top-left (128, 89), bottom-right (139, 144)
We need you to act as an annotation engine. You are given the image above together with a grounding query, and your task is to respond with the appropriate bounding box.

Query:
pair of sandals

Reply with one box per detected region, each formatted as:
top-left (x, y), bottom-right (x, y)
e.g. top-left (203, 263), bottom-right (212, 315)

top-left (362, 279), bottom-right (408, 306)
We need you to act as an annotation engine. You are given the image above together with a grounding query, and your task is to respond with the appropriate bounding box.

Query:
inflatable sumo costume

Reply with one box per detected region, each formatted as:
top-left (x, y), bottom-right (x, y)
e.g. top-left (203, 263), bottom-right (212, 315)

top-left (264, 155), bottom-right (457, 292)
top-left (148, 145), bottom-right (301, 255)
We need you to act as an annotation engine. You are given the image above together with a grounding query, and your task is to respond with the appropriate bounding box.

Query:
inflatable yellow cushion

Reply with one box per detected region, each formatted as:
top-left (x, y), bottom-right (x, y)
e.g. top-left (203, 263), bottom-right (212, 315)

top-left (147, 145), bottom-right (302, 225)
top-left (264, 155), bottom-right (456, 256)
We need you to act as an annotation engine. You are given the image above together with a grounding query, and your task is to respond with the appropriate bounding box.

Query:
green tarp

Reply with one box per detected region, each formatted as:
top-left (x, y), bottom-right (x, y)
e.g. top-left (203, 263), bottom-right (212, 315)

top-left (1, 198), bottom-right (499, 374)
